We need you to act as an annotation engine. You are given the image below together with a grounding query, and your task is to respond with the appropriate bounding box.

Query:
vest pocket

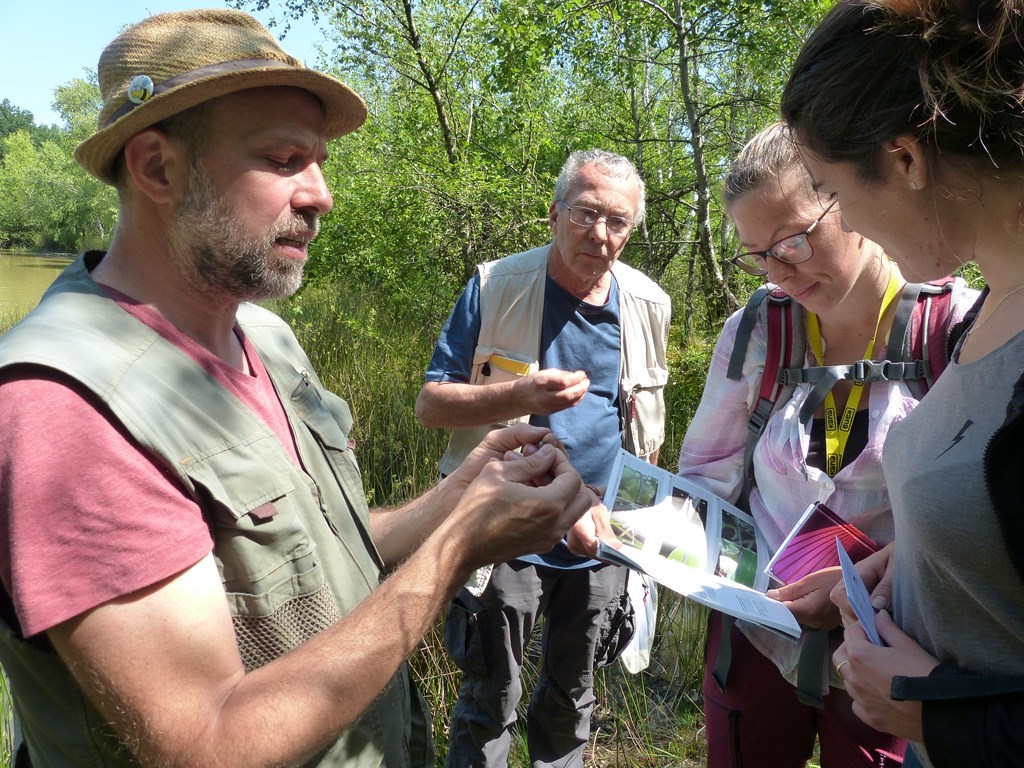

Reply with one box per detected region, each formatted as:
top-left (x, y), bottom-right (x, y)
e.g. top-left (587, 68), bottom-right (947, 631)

top-left (473, 349), bottom-right (537, 392)
top-left (621, 367), bottom-right (668, 457)
top-left (187, 443), bottom-right (342, 669)
top-left (225, 551), bottom-right (342, 671)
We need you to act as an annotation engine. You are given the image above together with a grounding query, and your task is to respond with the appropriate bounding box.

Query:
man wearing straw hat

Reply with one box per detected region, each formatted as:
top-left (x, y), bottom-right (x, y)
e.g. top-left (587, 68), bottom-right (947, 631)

top-left (0, 9), bottom-right (592, 767)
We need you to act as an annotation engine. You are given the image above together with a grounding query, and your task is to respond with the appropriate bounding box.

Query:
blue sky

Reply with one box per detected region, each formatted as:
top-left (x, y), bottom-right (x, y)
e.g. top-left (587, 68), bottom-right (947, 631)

top-left (1, 1), bottom-right (329, 127)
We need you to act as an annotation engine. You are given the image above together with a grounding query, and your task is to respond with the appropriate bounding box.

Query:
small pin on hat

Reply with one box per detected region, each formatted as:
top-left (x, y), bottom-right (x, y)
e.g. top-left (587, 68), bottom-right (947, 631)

top-left (126, 75), bottom-right (154, 104)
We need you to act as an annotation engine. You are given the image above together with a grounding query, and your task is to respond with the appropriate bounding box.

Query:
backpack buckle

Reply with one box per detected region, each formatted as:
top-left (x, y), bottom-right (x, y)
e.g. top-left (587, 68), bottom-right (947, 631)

top-left (851, 360), bottom-right (892, 381)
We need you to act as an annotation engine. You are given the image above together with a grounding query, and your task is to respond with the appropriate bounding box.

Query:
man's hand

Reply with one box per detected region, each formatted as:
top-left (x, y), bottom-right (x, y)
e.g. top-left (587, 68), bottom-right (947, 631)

top-left (566, 489), bottom-right (614, 559)
top-left (513, 368), bottom-right (590, 416)
top-left (767, 567), bottom-right (843, 629)
top-left (445, 442), bottom-right (591, 570)
top-left (375, 424), bottom-right (571, 568)
top-left (446, 423), bottom-right (558, 491)
top-left (416, 370), bottom-right (588, 430)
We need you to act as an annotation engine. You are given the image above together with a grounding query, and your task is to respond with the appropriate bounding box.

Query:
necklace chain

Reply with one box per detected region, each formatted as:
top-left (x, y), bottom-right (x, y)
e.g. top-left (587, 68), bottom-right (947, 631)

top-left (966, 281), bottom-right (1024, 338)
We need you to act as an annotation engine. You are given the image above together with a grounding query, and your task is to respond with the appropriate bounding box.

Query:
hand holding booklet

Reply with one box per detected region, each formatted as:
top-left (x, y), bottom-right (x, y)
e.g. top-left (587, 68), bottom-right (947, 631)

top-left (596, 450), bottom-right (801, 638)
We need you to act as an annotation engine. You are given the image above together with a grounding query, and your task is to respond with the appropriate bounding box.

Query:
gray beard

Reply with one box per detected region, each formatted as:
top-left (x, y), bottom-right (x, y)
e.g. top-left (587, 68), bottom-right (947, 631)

top-left (166, 167), bottom-right (317, 302)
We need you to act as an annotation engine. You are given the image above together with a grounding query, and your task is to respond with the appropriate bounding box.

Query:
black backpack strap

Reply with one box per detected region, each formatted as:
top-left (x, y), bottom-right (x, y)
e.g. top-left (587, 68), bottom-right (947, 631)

top-left (794, 628), bottom-right (830, 708)
top-left (890, 281), bottom-right (956, 399)
top-left (711, 613), bottom-right (737, 691)
top-left (892, 660), bottom-right (1024, 701)
top-left (727, 284), bottom-right (774, 382)
top-left (886, 282), bottom-right (924, 364)
top-left (782, 282), bottom-right (950, 422)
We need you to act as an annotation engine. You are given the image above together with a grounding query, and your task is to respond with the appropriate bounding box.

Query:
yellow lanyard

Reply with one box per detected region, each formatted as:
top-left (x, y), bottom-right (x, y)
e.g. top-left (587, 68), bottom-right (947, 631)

top-left (806, 271), bottom-right (902, 477)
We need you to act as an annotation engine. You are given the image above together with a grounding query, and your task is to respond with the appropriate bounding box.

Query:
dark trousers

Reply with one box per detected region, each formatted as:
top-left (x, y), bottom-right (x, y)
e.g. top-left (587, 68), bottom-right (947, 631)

top-left (444, 560), bottom-right (629, 768)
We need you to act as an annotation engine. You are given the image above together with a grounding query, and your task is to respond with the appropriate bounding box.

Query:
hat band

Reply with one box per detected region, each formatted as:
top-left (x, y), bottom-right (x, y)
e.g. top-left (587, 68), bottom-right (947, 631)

top-left (104, 58), bottom-right (296, 127)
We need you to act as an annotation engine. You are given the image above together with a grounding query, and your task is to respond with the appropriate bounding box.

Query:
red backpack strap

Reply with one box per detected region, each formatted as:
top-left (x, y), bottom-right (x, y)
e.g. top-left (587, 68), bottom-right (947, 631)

top-left (887, 278), bottom-right (956, 398)
top-left (715, 286), bottom-right (796, 690)
top-left (912, 278), bottom-right (956, 395)
top-left (726, 284), bottom-right (796, 510)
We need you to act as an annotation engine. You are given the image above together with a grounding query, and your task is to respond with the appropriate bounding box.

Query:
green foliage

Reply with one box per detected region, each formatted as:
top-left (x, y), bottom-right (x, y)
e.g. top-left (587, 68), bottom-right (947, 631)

top-left (267, 280), bottom-right (451, 507)
top-left (660, 327), bottom-right (714, 472)
top-left (0, 100), bottom-right (35, 146)
top-left (0, 671), bottom-right (11, 764)
top-left (0, 82), bottom-right (115, 253)
top-left (233, 0), bottom-right (827, 335)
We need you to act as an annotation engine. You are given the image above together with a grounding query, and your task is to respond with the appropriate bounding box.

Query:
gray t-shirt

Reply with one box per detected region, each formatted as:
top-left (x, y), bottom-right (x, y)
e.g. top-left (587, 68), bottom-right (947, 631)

top-left (885, 329), bottom-right (1024, 766)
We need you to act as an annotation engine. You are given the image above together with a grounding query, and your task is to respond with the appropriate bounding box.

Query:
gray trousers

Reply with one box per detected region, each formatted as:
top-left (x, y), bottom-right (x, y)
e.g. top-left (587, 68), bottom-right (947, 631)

top-left (443, 559), bottom-right (631, 768)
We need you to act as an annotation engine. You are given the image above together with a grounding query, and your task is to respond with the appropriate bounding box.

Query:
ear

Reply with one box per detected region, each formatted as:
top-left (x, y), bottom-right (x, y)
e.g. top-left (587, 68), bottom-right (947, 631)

top-left (882, 134), bottom-right (928, 190)
top-left (549, 200), bottom-right (559, 231)
top-left (121, 128), bottom-right (190, 205)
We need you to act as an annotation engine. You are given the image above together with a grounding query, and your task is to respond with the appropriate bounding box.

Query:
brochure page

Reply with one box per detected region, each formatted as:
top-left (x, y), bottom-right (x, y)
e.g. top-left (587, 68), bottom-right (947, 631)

top-left (599, 450), bottom-right (800, 638)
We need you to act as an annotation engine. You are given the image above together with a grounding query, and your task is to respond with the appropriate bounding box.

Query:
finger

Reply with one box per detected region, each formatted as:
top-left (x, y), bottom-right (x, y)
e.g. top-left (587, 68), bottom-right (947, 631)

top-left (557, 483), bottom-right (595, 529)
top-left (590, 503), bottom-right (615, 540)
top-left (538, 432), bottom-right (569, 456)
top-left (873, 609), bottom-right (907, 647)
top-left (843, 617), bottom-right (870, 647)
top-left (830, 582), bottom-right (856, 624)
top-left (566, 513), bottom-right (599, 558)
top-left (832, 641), bottom-right (848, 671)
top-left (541, 369), bottom-right (588, 392)
top-left (483, 423), bottom-right (549, 453)
top-left (521, 432), bottom-right (567, 459)
top-left (767, 582), bottom-right (801, 601)
top-left (488, 443), bottom-right (558, 484)
top-left (870, 568), bottom-right (894, 611)
top-left (834, 656), bottom-right (851, 680)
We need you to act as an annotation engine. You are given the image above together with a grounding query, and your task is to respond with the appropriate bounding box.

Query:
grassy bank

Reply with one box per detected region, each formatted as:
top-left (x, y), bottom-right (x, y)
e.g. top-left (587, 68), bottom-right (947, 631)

top-left (0, 279), bottom-right (717, 766)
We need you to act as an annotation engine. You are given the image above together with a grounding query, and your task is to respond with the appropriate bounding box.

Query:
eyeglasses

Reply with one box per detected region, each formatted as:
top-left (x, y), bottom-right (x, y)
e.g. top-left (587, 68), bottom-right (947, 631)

top-left (558, 202), bottom-right (633, 237)
top-left (729, 197), bottom-right (838, 276)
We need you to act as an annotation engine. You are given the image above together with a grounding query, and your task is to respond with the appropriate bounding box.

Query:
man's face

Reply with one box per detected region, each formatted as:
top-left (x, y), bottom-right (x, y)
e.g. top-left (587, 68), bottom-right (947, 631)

top-left (548, 164), bottom-right (639, 288)
top-left (166, 87), bottom-right (333, 302)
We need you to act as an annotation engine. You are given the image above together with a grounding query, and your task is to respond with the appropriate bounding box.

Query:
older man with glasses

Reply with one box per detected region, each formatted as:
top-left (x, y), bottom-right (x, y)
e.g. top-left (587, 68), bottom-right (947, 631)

top-left (416, 149), bottom-right (671, 767)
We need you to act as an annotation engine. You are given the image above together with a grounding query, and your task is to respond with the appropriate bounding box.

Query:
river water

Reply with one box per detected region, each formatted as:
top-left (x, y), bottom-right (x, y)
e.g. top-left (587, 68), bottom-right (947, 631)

top-left (0, 250), bottom-right (74, 318)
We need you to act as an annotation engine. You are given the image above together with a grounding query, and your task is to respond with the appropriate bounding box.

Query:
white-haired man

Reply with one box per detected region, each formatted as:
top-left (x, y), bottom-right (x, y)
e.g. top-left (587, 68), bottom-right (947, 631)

top-left (417, 149), bottom-right (671, 767)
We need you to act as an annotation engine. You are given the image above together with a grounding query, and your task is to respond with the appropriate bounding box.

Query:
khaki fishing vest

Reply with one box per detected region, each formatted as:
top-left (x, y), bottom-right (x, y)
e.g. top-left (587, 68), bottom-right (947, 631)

top-left (438, 244), bottom-right (671, 477)
top-left (0, 255), bottom-right (431, 768)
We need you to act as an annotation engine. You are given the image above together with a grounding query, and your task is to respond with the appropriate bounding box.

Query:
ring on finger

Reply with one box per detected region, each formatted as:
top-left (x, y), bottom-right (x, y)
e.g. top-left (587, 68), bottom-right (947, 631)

top-left (836, 659), bottom-right (850, 678)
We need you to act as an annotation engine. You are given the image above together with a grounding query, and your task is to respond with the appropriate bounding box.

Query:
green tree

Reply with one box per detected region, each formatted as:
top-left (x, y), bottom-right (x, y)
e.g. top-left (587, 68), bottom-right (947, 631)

top-left (0, 100), bottom-right (34, 141)
top-left (0, 78), bottom-right (115, 252)
top-left (200, 1), bottom-right (828, 329)
top-left (239, 0), bottom-right (587, 325)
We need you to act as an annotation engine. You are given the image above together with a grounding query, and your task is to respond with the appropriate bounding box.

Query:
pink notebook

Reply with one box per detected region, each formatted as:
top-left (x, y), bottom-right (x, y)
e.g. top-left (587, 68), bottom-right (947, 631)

top-left (765, 502), bottom-right (880, 585)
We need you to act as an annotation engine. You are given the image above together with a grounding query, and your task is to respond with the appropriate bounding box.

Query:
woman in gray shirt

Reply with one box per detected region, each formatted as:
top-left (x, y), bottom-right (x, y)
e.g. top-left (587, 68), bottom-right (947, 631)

top-left (780, 1), bottom-right (1024, 767)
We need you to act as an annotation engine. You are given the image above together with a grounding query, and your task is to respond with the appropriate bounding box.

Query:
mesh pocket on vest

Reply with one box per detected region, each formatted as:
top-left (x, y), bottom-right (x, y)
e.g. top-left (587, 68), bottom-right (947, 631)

top-left (232, 580), bottom-right (342, 671)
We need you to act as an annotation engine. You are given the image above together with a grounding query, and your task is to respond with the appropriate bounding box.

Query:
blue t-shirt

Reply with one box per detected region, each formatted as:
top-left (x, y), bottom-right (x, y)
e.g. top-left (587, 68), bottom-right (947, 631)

top-left (426, 272), bottom-right (623, 568)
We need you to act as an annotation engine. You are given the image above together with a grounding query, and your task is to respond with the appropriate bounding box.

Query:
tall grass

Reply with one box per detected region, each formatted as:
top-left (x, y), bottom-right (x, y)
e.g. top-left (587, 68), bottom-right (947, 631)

top-left (0, 279), bottom-right (716, 766)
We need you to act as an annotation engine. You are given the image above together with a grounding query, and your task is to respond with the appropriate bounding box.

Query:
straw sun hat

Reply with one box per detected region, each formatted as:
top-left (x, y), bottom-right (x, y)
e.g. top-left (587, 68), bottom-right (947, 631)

top-left (74, 8), bottom-right (367, 184)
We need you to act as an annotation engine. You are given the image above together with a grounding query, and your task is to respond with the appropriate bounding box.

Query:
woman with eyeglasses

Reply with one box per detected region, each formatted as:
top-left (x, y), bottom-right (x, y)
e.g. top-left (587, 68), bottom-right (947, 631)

top-left (781, 1), bottom-right (1024, 766)
top-left (675, 122), bottom-right (977, 768)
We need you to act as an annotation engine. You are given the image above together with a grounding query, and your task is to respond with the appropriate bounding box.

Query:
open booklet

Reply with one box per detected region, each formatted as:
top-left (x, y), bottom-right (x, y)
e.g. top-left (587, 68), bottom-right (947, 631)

top-left (596, 450), bottom-right (801, 638)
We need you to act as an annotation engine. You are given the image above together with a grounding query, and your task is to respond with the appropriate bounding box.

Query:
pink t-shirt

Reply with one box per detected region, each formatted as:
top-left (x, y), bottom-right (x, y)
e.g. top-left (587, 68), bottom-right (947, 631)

top-left (0, 292), bottom-right (298, 638)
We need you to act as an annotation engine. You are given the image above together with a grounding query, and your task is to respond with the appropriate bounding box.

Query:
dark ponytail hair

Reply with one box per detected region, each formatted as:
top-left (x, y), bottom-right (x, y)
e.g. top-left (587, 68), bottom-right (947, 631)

top-left (782, 0), bottom-right (1024, 177)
